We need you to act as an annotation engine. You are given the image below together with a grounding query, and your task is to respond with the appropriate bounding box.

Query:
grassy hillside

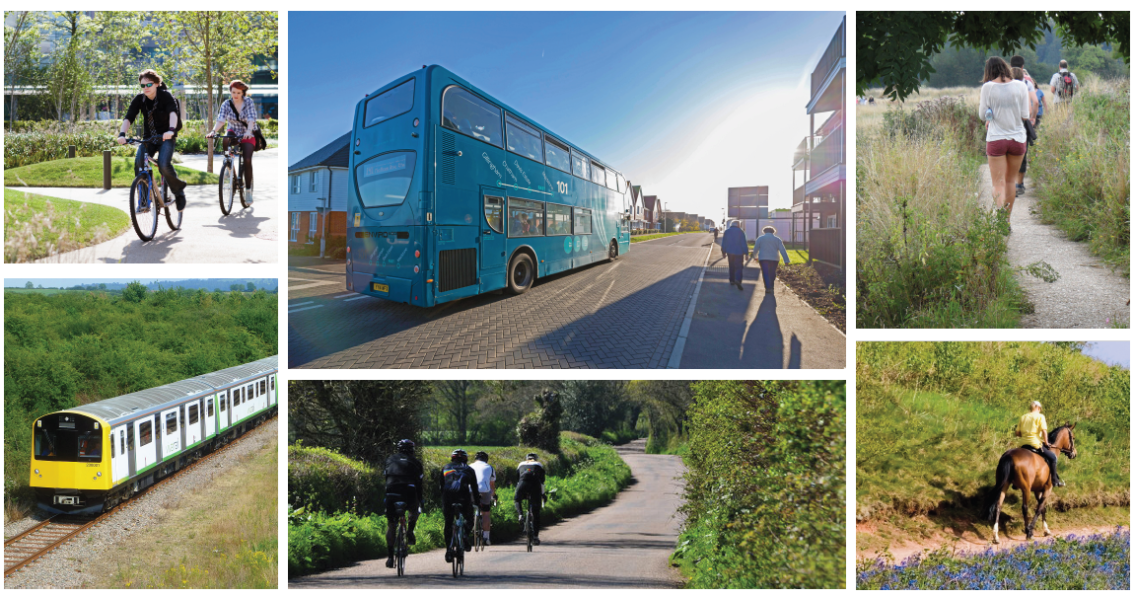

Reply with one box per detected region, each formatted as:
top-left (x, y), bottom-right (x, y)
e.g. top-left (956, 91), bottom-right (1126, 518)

top-left (857, 342), bottom-right (1130, 522)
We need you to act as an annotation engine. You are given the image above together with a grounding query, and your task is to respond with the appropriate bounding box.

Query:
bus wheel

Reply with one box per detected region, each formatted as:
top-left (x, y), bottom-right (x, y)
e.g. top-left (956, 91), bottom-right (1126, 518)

top-left (608, 239), bottom-right (619, 261)
top-left (507, 253), bottom-right (535, 295)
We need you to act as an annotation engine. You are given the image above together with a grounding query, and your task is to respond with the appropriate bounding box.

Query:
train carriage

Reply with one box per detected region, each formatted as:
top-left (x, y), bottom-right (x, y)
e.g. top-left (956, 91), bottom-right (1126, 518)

top-left (30, 356), bottom-right (278, 514)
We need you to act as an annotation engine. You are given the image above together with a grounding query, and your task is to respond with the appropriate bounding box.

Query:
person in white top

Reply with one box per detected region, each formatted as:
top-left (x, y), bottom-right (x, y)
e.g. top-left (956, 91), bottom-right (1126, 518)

top-left (1049, 60), bottom-right (1080, 104)
top-left (978, 56), bottom-right (1029, 223)
top-left (470, 451), bottom-right (497, 545)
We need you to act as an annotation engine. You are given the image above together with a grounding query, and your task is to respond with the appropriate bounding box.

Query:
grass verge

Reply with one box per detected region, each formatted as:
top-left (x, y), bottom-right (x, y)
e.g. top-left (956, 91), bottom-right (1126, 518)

top-left (5, 156), bottom-right (217, 188)
top-left (4, 188), bottom-right (129, 262)
top-left (630, 231), bottom-right (707, 243)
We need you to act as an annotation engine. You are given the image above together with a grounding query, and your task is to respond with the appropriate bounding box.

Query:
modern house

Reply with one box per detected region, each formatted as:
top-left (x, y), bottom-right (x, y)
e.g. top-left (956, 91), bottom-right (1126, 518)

top-left (287, 132), bottom-right (350, 256)
top-left (643, 195), bottom-right (662, 230)
top-left (792, 15), bottom-right (845, 278)
top-left (629, 185), bottom-right (645, 230)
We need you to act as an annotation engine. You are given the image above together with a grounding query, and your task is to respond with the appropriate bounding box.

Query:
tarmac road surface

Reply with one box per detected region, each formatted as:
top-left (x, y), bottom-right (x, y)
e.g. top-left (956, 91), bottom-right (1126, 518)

top-left (289, 439), bottom-right (687, 589)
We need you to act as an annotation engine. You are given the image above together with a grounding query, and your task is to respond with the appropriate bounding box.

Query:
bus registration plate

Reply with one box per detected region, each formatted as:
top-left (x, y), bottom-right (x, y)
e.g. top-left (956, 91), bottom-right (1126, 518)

top-left (372, 283), bottom-right (389, 293)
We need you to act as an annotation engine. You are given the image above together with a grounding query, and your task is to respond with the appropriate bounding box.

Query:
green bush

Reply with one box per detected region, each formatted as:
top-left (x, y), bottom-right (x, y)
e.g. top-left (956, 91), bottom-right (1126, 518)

top-left (673, 381), bottom-right (845, 589)
top-left (288, 443), bottom-right (385, 515)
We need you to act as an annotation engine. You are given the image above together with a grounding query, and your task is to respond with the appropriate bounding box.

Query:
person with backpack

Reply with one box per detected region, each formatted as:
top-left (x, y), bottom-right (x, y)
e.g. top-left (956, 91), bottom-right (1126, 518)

top-left (383, 439), bottom-right (424, 569)
top-left (514, 453), bottom-right (547, 545)
top-left (441, 449), bottom-right (480, 563)
top-left (469, 451), bottom-right (497, 546)
top-left (116, 69), bottom-right (188, 212)
top-left (1035, 87), bottom-right (1049, 128)
top-left (207, 80), bottom-right (262, 204)
top-left (1049, 60), bottom-right (1080, 104)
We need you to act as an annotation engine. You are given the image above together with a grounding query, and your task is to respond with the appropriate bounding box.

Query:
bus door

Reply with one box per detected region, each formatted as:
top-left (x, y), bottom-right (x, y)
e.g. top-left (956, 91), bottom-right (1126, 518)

top-left (480, 189), bottom-right (506, 271)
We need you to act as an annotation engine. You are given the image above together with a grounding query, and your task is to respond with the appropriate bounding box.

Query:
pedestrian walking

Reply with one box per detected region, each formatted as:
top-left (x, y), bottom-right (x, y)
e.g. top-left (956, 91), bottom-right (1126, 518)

top-left (979, 57), bottom-right (1028, 226)
top-left (721, 221), bottom-right (749, 291)
top-left (713, 227), bottom-right (719, 243)
top-left (752, 226), bottom-right (791, 293)
top-left (1049, 60), bottom-right (1079, 103)
top-left (1011, 66), bottom-right (1039, 197)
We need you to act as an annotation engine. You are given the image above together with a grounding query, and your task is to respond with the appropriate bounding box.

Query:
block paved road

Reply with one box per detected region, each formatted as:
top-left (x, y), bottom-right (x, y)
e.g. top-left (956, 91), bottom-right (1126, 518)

top-left (288, 233), bottom-right (714, 369)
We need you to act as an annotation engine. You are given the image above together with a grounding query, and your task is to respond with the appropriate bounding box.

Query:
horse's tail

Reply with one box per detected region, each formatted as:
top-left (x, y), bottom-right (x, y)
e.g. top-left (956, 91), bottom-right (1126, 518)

top-left (987, 452), bottom-right (1014, 521)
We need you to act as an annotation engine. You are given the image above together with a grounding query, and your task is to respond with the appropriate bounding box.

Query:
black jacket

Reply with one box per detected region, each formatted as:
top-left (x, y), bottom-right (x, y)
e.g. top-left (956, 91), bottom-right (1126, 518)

top-left (441, 462), bottom-right (481, 504)
top-left (124, 84), bottom-right (179, 140)
top-left (384, 452), bottom-right (424, 504)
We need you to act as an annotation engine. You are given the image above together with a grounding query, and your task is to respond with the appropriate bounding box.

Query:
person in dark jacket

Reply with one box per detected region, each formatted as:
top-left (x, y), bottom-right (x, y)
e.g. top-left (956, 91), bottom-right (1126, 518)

top-left (116, 69), bottom-right (188, 211)
top-left (514, 453), bottom-right (547, 544)
top-left (441, 449), bottom-right (480, 563)
top-left (383, 439), bottom-right (424, 568)
top-left (720, 221), bottom-right (750, 290)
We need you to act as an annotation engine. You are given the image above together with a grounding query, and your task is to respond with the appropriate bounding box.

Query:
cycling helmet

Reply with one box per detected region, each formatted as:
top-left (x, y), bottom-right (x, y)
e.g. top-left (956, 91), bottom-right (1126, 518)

top-left (526, 452), bottom-right (539, 460)
top-left (475, 451), bottom-right (489, 463)
top-left (397, 439), bottom-right (416, 454)
top-left (451, 449), bottom-right (468, 462)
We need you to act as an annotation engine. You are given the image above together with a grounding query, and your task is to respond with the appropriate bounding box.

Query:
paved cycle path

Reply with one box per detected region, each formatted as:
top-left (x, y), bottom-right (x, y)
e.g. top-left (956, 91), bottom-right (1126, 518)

top-left (289, 440), bottom-right (686, 589)
top-left (8, 148), bottom-right (279, 263)
top-left (978, 164), bottom-right (1128, 328)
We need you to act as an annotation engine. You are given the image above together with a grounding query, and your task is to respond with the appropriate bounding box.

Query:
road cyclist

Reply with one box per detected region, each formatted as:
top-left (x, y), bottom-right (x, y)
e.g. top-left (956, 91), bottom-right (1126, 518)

top-left (441, 449), bottom-right (480, 565)
top-left (383, 439), bottom-right (424, 571)
top-left (514, 452), bottom-right (547, 549)
top-left (469, 451), bottom-right (497, 549)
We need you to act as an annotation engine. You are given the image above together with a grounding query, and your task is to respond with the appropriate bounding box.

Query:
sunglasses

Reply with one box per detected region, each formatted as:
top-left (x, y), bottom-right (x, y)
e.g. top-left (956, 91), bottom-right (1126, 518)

top-left (140, 82), bottom-right (156, 89)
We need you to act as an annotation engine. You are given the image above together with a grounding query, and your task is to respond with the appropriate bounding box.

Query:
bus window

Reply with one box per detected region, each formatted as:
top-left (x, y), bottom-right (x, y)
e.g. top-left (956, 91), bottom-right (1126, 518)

top-left (605, 170), bottom-right (618, 191)
top-left (574, 208), bottom-right (593, 235)
top-left (484, 195), bottom-right (504, 233)
top-left (508, 198), bottom-right (545, 238)
top-left (546, 203), bottom-right (572, 235)
top-left (441, 86), bottom-right (502, 148)
top-left (355, 151), bottom-right (417, 208)
top-left (544, 137), bottom-right (571, 173)
top-left (364, 79), bottom-right (415, 128)
top-left (506, 115), bottom-right (543, 163)
top-left (591, 163), bottom-right (606, 187)
top-left (617, 173), bottom-right (626, 193)
top-left (571, 151), bottom-right (589, 180)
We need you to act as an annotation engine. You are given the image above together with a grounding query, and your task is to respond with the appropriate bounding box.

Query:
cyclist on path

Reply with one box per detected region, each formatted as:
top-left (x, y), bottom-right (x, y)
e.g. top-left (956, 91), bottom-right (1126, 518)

top-left (383, 439), bottom-right (424, 569)
top-left (470, 451), bottom-right (497, 546)
top-left (117, 69), bottom-right (188, 213)
top-left (206, 79), bottom-right (261, 204)
top-left (1016, 401), bottom-right (1065, 487)
top-left (441, 449), bottom-right (480, 563)
top-left (515, 453), bottom-right (547, 545)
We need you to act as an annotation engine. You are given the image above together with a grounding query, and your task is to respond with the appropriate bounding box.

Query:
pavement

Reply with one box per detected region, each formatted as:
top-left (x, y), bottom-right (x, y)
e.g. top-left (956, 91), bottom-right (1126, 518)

top-left (8, 148), bottom-right (279, 263)
top-left (288, 233), bottom-right (712, 369)
top-left (289, 439), bottom-right (686, 589)
top-left (978, 164), bottom-right (1129, 328)
top-left (678, 238), bottom-right (846, 369)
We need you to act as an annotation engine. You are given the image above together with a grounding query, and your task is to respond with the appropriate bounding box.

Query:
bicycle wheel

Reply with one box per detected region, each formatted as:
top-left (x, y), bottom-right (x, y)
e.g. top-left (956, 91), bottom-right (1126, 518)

top-left (237, 159), bottom-right (249, 208)
top-left (525, 510), bottom-right (533, 552)
top-left (219, 162), bottom-right (235, 215)
top-left (129, 175), bottom-right (159, 241)
top-left (163, 180), bottom-right (182, 230)
top-left (395, 517), bottom-right (406, 577)
top-left (473, 512), bottom-right (482, 552)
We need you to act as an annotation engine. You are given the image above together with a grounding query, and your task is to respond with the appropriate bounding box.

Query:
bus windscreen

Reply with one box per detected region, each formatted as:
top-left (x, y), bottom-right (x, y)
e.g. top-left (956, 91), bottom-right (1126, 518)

top-left (355, 151), bottom-right (417, 208)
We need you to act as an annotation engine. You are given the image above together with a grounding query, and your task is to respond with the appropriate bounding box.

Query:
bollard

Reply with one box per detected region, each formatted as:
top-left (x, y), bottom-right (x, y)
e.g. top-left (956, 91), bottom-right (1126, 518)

top-left (103, 150), bottom-right (112, 190)
top-left (68, 145), bottom-right (76, 158)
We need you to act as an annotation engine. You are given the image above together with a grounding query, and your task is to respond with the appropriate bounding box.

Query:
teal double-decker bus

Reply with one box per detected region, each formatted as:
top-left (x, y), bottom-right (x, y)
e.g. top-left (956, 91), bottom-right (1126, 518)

top-left (345, 65), bottom-right (632, 307)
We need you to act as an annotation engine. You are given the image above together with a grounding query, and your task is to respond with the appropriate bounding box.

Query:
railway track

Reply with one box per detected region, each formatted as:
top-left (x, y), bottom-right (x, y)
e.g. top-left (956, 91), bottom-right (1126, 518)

top-left (3, 414), bottom-right (276, 577)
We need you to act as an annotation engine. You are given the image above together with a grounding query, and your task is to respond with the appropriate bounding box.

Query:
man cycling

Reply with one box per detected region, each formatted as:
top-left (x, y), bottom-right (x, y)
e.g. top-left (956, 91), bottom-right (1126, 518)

top-left (514, 453), bottom-right (547, 545)
top-left (441, 449), bottom-right (480, 563)
top-left (469, 451), bottom-right (497, 546)
top-left (383, 439), bottom-right (423, 569)
top-left (116, 69), bottom-right (188, 213)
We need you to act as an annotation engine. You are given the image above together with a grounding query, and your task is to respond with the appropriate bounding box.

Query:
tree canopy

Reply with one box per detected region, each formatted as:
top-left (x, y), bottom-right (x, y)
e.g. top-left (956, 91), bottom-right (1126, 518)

top-left (858, 12), bottom-right (1130, 100)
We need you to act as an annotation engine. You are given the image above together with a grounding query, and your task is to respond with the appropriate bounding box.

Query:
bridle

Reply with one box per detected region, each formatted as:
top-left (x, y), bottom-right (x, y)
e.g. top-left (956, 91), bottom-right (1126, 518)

top-left (1054, 426), bottom-right (1076, 458)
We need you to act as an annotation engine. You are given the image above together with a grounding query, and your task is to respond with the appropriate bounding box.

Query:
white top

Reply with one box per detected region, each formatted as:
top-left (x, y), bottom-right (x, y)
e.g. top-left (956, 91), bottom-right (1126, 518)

top-left (979, 80), bottom-right (1028, 143)
top-left (470, 460), bottom-right (495, 495)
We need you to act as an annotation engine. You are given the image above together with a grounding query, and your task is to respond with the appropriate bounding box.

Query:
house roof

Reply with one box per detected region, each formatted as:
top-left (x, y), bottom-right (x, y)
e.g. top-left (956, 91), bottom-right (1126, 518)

top-left (289, 132), bottom-right (351, 172)
top-left (643, 195), bottom-right (658, 211)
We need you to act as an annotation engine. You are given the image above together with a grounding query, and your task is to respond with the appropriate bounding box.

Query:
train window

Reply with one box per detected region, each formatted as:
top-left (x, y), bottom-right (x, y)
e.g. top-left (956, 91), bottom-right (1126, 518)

top-left (484, 195), bottom-right (504, 233)
top-left (180, 409), bottom-right (185, 427)
top-left (139, 421), bottom-right (153, 447)
top-left (165, 412), bottom-right (178, 435)
top-left (189, 404), bottom-right (199, 425)
top-left (127, 425), bottom-right (134, 451)
top-left (271, 376), bottom-right (275, 392)
top-left (219, 395), bottom-right (227, 412)
top-left (120, 433), bottom-right (125, 455)
top-left (571, 151), bottom-right (589, 180)
top-left (77, 433), bottom-right (101, 459)
top-left (110, 436), bottom-right (115, 458)
top-left (590, 162), bottom-right (606, 187)
top-left (364, 78), bottom-right (414, 128)
top-left (207, 399), bottom-right (214, 417)
top-left (506, 114), bottom-right (543, 163)
top-left (617, 173), bottom-right (626, 194)
top-left (544, 137), bottom-right (571, 173)
top-left (574, 208), bottom-right (593, 235)
top-left (507, 198), bottom-right (545, 238)
top-left (354, 151), bottom-right (417, 209)
top-left (260, 380), bottom-right (266, 394)
top-left (545, 203), bottom-right (572, 236)
top-left (441, 85), bottom-right (503, 148)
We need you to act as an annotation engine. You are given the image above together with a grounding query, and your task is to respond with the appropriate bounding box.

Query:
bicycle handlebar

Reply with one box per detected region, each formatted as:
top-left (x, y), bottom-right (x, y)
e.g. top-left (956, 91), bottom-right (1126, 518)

top-left (123, 135), bottom-right (163, 145)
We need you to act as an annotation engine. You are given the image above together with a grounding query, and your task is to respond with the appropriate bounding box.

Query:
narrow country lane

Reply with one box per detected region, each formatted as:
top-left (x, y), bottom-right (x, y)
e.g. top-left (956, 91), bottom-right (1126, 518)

top-left (289, 439), bottom-right (687, 589)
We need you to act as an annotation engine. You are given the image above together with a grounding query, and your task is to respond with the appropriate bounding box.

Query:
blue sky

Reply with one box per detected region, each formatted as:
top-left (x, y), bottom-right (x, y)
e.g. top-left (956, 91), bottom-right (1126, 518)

top-left (5, 279), bottom-right (279, 289)
top-left (289, 11), bottom-right (845, 217)
top-left (1081, 341), bottom-right (1129, 369)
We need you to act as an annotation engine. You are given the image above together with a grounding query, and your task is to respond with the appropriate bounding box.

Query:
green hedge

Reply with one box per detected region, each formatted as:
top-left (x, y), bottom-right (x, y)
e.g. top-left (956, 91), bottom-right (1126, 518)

top-left (4, 118), bottom-right (279, 138)
top-left (288, 432), bottom-right (631, 577)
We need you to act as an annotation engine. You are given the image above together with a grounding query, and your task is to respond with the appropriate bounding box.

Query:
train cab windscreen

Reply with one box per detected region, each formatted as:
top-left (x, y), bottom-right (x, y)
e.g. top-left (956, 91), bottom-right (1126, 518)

top-left (34, 414), bottom-right (102, 462)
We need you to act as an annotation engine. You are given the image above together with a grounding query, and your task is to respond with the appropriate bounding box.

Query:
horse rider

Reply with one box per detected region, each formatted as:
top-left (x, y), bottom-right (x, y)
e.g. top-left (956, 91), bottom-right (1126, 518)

top-left (1016, 400), bottom-right (1064, 487)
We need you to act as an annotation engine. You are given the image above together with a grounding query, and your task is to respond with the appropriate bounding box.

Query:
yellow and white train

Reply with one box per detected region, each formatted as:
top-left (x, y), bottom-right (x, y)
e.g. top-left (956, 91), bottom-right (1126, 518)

top-left (30, 356), bottom-right (278, 514)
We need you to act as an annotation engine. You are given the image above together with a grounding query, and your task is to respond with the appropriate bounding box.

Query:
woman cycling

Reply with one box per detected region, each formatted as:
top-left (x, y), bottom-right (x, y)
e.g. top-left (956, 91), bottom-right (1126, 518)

top-left (207, 80), bottom-right (260, 204)
top-left (978, 57), bottom-right (1029, 227)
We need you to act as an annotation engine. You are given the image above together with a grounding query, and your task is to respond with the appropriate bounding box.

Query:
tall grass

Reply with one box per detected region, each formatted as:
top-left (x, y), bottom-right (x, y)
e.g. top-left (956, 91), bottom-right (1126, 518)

top-left (858, 95), bottom-right (1027, 328)
top-left (4, 189), bottom-right (123, 263)
top-left (1030, 75), bottom-right (1130, 276)
top-left (857, 342), bottom-right (1130, 523)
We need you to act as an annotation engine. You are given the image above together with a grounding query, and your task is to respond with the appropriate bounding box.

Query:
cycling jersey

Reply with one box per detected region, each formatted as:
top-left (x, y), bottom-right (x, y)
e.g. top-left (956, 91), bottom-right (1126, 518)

top-left (470, 460), bottom-right (495, 499)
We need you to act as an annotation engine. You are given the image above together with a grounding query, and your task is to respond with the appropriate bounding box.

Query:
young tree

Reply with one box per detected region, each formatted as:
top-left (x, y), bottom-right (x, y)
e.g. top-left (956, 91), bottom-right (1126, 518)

top-left (88, 12), bottom-right (143, 119)
top-left (4, 11), bottom-right (42, 125)
top-left (433, 380), bottom-right (484, 443)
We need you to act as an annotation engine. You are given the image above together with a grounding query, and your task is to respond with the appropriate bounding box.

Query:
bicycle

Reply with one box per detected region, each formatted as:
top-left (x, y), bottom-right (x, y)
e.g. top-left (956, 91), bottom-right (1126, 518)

top-left (473, 503), bottom-right (484, 552)
top-left (124, 136), bottom-right (181, 241)
top-left (449, 508), bottom-right (467, 578)
top-left (520, 497), bottom-right (537, 552)
top-left (208, 131), bottom-right (249, 215)
top-left (392, 501), bottom-right (409, 577)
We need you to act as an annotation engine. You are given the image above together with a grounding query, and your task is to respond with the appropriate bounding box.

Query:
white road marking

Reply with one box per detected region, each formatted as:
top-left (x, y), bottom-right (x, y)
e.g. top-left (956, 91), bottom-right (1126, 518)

top-left (288, 301), bottom-right (314, 307)
top-left (344, 295), bottom-right (374, 302)
top-left (288, 305), bottom-right (324, 314)
top-left (667, 242), bottom-right (714, 369)
top-left (334, 293), bottom-right (355, 299)
top-left (289, 279), bottom-right (340, 291)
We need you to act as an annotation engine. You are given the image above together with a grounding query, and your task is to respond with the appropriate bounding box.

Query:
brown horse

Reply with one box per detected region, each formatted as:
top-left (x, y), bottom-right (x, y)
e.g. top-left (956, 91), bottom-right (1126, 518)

top-left (988, 423), bottom-right (1078, 543)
